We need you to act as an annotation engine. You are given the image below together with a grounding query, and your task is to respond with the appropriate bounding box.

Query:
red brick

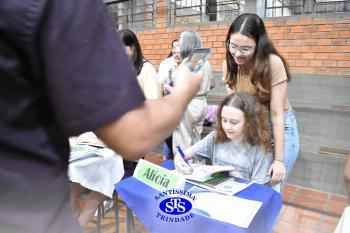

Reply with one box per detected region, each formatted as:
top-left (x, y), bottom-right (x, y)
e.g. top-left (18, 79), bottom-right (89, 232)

top-left (330, 53), bottom-right (344, 60)
top-left (314, 53), bottom-right (329, 59)
top-left (302, 53), bottom-right (315, 59)
top-left (304, 25), bottom-right (319, 33)
top-left (338, 31), bottom-right (350, 38)
top-left (270, 33), bottom-right (285, 40)
top-left (327, 32), bottom-right (340, 39)
top-left (289, 53), bottom-right (303, 59)
top-left (312, 18), bottom-right (327, 25)
top-left (319, 25), bottom-right (333, 32)
top-left (295, 60), bottom-right (309, 66)
top-left (291, 26), bottom-right (304, 33)
top-left (318, 39), bottom-right (332, 45)
top-left (337, 61), bottom-right (350, 68)
top-left (300, 18), bottom-right (312, 26)
top-left (337, 46), bottom-right (350, 52)
top-left (309, 60), bottom-right (323, 67)
top-left (332, 39), bottom-right (348, 45)
top-left (323, 60), bottom-right (337, 67)
top-left (333, 24), bottom-right (350, 31)
top-left (207, 36), bottom-right (217, 42)
top-left (285, 34), bottom-right (298, 40)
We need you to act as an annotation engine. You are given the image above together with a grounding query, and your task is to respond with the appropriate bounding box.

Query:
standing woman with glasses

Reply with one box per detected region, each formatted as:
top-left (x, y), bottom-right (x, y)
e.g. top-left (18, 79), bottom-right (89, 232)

top-left (222, 13), bottom-right (299, 191)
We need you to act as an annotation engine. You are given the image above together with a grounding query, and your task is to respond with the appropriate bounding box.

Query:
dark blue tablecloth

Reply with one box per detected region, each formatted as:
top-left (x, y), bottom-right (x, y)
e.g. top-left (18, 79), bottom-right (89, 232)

top-left (115, 160), bottom-right (282, 233)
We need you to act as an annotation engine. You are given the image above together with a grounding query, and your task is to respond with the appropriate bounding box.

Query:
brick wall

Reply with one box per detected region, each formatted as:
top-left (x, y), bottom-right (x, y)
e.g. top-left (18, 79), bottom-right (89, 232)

top-left (135, 0), bottom-right (350, 77)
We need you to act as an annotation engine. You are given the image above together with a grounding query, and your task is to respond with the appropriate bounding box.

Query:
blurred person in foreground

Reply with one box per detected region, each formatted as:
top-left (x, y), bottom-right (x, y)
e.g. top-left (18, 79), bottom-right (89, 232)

top-left (0, 1), bottom-right (203, 233)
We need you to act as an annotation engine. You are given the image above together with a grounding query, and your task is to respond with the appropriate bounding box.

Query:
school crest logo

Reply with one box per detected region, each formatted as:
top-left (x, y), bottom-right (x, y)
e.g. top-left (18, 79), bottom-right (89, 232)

top-left (154, 189), bottom-right (196, 222)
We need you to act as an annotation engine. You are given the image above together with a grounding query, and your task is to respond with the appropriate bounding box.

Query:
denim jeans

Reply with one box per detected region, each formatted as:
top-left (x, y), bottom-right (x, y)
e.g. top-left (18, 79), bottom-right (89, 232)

top-left (282, 109), bottom-right (300, 189)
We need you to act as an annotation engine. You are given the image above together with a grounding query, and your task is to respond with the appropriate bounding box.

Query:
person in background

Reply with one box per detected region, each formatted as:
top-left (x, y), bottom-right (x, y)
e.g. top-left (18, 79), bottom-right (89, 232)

top-left (167, 39), bottom-right (180, 58)
top-left (0, 0), bottom-right (203, 232)
top-left (158, 39), bottom-right (181, 97)
top-left (158, 40), bottom-right (182, 160)
top-left (119, 29), bottom-right (160, 178)
top-left (174, 92), bottom-right (273, 184)
top-left (222, 13), bottom-right (299, 189)
top-left (171, 30), bottom-right (213, 154)
top-left (119, 29), bottom-right (159, 100)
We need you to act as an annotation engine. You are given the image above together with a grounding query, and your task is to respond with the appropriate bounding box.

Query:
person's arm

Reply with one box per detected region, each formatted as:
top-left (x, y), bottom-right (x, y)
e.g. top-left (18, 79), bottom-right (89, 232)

top-left (222, 60), bottom-right (236, 95)
top-left (267, 80), bottom-right (287, 185)
top-left (95, 66), bottom-right (203, 160)
top-left (251, 148), bottom-right (273, 184)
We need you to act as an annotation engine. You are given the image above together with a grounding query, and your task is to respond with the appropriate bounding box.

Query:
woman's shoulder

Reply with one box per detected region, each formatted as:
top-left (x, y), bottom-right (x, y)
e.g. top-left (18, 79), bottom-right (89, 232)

top-left (268, 54), bottom-right (284, 67)
top-left (143, 60), bottom-right (155, 68)
top-left (142, 61), bottom-right (157, 72)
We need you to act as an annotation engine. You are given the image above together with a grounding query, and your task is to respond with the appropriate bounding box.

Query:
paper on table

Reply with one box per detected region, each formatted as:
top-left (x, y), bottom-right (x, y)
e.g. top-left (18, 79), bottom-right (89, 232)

top-left (190, 191), bottom-right (262, 228)
top-left (214, 177), bottom-right (254, 196)
top-left (69, 144), bottom-right (99, 162)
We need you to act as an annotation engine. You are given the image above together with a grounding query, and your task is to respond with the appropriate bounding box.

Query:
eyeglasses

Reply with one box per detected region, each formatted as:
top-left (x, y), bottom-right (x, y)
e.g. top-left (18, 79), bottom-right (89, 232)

top-left (226, 41), bottom-right (255, 56)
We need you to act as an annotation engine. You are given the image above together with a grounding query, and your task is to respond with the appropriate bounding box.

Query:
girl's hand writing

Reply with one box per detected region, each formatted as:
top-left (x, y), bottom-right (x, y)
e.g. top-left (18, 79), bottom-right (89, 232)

top-left (174, 153), bottom-right (193, 175)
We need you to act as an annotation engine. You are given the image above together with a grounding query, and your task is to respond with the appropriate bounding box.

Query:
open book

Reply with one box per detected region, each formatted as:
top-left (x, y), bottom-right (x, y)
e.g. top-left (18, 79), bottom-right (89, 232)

top-left (172, 164), bottom-right (236, 189)
top-left (184, 164), bottom-right (236, 182)
top-left (174, 164), bottom-right (254, 194)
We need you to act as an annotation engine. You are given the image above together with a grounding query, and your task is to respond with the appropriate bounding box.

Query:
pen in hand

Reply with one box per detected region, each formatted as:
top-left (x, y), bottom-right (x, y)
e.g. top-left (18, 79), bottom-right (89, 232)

top-left (176, 146), bottom-right (191, 167)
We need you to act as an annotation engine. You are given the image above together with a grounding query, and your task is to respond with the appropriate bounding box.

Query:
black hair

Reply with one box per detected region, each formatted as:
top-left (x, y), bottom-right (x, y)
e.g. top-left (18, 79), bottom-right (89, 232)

top-left (167, 39), bottom-right (179, 58)
top-left (118, 29), bottom-right (145, 75)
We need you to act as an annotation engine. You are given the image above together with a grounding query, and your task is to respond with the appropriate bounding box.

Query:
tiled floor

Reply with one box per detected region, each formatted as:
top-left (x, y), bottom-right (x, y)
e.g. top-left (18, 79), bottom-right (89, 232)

top-left (83, 152), bottom-right (349, 233)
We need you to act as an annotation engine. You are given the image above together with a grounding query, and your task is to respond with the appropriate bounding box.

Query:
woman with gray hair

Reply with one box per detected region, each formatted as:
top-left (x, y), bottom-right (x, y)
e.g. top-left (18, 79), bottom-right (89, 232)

top-left (172, 30), bottom-right (213, 153)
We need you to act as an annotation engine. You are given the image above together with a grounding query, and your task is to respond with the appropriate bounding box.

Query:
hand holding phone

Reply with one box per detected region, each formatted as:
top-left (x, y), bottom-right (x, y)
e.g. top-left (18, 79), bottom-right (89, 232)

top-left (186, 48), bottom-right (212, 73)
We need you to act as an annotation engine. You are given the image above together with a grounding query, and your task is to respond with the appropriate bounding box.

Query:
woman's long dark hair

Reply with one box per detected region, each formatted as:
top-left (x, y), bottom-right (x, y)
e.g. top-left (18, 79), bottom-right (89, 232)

top-left (119, 29), bottom-right (144, 75)
top-left (224, 13), bottom-right (291, 106)
top-left (167, 39), bottom-right (179, 58)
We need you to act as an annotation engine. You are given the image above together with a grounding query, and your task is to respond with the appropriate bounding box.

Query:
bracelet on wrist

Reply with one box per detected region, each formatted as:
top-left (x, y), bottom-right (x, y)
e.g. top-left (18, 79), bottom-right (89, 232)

top-left (274, 159), bottom-right (284, 162)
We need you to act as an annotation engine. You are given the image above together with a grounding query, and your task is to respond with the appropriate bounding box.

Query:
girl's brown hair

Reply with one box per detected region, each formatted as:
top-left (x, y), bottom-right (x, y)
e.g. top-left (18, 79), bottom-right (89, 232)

top-left (224, 13), bottom-right (291, 106)
top-left (215, 92), bottom-right (272, 153)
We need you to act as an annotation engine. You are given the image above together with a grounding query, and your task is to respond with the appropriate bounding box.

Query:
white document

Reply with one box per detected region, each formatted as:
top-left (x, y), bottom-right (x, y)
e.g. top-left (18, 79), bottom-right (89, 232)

top-left (190, 191), bottom-right (262, 228)
top-left (214, 177), bottom-right (254, 196)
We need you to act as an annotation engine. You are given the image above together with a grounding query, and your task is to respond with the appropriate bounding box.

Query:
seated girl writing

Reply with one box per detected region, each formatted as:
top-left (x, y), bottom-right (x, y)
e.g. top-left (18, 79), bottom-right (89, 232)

top-left (174, 92), bottom-right (273, 184)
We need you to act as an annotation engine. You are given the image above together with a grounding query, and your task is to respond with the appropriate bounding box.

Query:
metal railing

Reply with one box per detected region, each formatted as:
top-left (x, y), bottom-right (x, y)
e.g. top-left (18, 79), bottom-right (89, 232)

top-left (168, 0), bottom-right (242, 25)
top-left (105, 0), bottom-right (156, 29)
top-left (264, 0), bottom-right (350, 17)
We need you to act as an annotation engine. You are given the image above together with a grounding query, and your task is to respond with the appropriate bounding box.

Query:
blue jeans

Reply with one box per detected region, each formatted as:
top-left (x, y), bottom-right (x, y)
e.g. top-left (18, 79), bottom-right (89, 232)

top-left (282, 109), bottom-right (299, 189)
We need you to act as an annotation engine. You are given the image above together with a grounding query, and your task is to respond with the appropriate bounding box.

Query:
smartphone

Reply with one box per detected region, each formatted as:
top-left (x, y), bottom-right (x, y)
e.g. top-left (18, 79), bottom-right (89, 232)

top-left (186, 48), bottom-right (212, 73)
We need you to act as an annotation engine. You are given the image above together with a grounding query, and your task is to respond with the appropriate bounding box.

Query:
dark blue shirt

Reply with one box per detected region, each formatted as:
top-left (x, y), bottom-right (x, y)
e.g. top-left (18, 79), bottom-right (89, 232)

top-left (0, 0), bottom-right (144, 232)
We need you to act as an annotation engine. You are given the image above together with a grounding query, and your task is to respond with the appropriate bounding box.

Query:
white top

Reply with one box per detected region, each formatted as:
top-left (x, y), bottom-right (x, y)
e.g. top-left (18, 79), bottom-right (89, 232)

top-left (137, 61), bottom-right (159, 100)
top-left (157, 56), bottom-right (177, 85)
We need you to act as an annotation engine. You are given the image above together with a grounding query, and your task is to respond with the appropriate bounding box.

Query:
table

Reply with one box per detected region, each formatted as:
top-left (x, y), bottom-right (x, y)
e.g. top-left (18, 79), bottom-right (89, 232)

top-left (69, 147), bottom-right (124, 198)
top-left (115, 160), bottom-right (282, 233)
